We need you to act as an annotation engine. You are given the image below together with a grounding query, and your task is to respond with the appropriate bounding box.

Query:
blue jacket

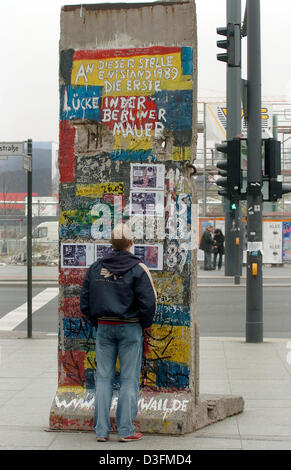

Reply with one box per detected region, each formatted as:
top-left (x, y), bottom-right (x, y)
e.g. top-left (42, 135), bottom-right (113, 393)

top-left (80, 250), bottom-right (157, 329)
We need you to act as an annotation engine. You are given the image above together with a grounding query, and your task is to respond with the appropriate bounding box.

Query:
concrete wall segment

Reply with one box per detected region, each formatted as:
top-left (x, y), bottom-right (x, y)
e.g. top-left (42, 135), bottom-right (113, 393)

top-left (49, 0), bottom-right (220, 435)
top-left (50, 1), bottom-right (244, 434)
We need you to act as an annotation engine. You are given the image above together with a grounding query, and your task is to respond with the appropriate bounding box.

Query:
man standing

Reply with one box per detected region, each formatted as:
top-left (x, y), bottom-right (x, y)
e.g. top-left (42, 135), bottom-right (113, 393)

top-left (80, 223), bottom-right (156, 442)
top-left (199, 225), bottom-right (214, 270)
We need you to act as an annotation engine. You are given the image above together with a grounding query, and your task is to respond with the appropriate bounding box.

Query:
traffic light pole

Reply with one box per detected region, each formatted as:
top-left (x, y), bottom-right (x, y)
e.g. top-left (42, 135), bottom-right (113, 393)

top-left (223, 0), bottom-right (242, 280)
top-left (27, 139), bottom-right (33, 339)
top-left (226, 0), bottom-right (242, 284)
top-left (246, 0), bottom-right (263, 343)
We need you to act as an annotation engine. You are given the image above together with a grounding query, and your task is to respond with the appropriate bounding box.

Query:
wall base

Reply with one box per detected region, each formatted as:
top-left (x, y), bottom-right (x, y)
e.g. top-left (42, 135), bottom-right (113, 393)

top-left (49, 389), bottom-right (244, 434)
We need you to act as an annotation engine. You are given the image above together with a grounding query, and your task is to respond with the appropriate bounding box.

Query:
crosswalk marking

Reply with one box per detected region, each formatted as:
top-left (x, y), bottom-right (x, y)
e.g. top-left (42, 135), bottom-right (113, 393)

top-left (0, 288), bottom-right (59, 331)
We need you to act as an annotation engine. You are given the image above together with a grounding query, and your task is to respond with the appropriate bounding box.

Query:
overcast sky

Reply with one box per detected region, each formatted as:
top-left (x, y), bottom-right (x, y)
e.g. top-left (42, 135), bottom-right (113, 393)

top-left (0, 0), bottom-right (290, 143)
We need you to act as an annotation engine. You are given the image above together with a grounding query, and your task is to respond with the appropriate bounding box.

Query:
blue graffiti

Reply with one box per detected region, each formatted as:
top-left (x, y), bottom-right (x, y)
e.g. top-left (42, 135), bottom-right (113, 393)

top-left (153, 90), bottom-right (193, 131)
top-left (85, 369), bottom-right (96, 390)
top-left (60, 224), bottom-right (92, 239)
top-left (62, 317), bottom-right (96, 339)
top-left (154, 305), bottom-right (190, 327)
top-left (156, 361), bottom-right (190, 389)
top-left (181, 47), bottom-right (193, 76)
top-left (110, 149), bottom-right (156, 162)
top-left (60, 85), bottom-right (102, 121)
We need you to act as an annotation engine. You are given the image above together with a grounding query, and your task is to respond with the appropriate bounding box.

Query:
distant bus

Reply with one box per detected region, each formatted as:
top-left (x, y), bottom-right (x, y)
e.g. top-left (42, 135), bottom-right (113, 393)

top-left (22, 221), bottom-right (58, 244)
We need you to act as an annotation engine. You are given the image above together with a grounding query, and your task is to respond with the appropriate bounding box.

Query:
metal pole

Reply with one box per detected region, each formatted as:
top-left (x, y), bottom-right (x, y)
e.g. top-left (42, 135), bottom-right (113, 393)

top-left (27, 139), bottom-right (33, 339)
top-left (272, 115), bottom-right (278, 212)
top-left (226, 0), bottom-right (242, 284)
top-left (246, 0), bottom-right (263, 343)
top-left (203, 102), bottom-right (207, 216)
top-left (224, 0), bottom-right (242, 279)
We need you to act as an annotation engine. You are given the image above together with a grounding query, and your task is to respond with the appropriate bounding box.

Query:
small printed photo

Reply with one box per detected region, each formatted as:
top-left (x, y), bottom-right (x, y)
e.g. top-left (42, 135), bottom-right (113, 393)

top-left (131, 163), bottom-right (165, 190)
top-left (131, 244), bottom-right (163, 270)
top-left (130, 191), bottom-right (164, 217)
top-left (61, 243), bottom-right (94, 268)
top-left (95, 243), bottom-right (113, 261)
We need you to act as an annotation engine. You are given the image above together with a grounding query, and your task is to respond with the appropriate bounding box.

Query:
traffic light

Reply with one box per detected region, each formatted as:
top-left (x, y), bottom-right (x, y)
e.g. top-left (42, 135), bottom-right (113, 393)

top-left (264, 138), bottom-right (291, 201)
top-left (216, 138), bottom-right (242, 198)
top-left (229, 200), bottom-right (237, 220)
top-left (217, 23), bottom-right (241, 67)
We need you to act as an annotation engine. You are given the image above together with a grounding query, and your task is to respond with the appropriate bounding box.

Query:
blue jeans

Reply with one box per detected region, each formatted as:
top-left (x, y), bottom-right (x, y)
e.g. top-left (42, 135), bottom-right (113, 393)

top-left (204, 251), bottom-right (212, 270)
top-left (213, 252), bottom-right (223, 269)
top-left (94, 323), bottom-right (143, 438)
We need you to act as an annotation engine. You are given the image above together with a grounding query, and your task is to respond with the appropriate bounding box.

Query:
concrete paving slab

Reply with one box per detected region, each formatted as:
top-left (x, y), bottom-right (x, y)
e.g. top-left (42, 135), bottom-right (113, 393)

top-left (0, 365), bottom-right (53, 379)
top-left (1, 335), bottom-right (291, 449)
top-left (19, 378), bottom-right (57, 398)
top-left (200, 370), bottom-right (229, 381)
top-left (241, 438), bottom-right (291, 450)
top-left (230, 380), bottom-right (291, 400)
top-left (47, 431), bottom-right (243, 451)
top-left (0, 427), bottom-right (56, 449)
top-left (200, 380), bottom-right (232, 395)
top-left (237, 408), bottom-right (291, 436)
top-left (0, 377), bottom-right (32, 391)
top-left (194, 415), bottom-right (240, 436)
top-left (244, 399), bottom-right (291, 409)
top-left (228, 367), bottom-right (290, 380)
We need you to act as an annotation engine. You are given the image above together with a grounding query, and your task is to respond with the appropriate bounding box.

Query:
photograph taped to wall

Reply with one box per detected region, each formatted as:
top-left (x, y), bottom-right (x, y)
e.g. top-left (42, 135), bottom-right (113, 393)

top-left (130, 191), bottom-right (164, 217)
top-left (131, 244), bottom-right (163, 270)
top-left (95, 243), bottom-right (113, 261)
top-left (61, 243), bottom-right (94, 268)
top-left (130, 163), bottom-right (165, 190)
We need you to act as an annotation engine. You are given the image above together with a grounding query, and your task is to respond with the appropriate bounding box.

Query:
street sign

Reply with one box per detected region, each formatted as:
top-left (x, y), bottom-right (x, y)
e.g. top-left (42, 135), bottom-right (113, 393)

top-left (0, 141), bottom-right (25, 157)
top-left (23, 155), bottom-right (32, 172)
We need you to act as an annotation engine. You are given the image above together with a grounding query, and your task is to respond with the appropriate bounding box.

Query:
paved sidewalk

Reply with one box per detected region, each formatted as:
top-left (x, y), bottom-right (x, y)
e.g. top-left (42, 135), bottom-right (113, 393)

top-left (1, 333), bottom-right (291, 450)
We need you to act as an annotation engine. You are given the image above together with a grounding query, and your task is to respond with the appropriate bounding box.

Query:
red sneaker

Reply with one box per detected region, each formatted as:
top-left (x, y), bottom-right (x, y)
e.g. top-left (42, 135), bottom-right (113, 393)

top-left (119, 432), bottom-right (143, 442)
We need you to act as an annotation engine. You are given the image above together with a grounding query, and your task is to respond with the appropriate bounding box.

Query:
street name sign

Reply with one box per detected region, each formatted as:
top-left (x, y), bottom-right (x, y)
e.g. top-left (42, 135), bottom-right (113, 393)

top-left (23, 155), bottom-right (32, 172)
top-left (0, 142), bottom-right (25, 157)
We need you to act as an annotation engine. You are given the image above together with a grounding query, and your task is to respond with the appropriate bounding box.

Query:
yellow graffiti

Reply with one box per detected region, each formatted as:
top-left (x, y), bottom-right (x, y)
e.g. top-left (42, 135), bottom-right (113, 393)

top-left (59, 209), bottom-right (87, 225)
top-left (152, 272), bottom-right (184, 305)
top-left (58, 386), bottom-right (85, 394)
top-left (143, 371), bottom-right (157, 388)
top-left (114, 133), bottom-right (152, 151)
top-left (71, 52), bottom-right (192, 96)
top-left (146, 324), bottom-right (191, 365)
top-left (171, 146), bottom-right (191, 161)
top-left (76, 182), bottom-right (124, 198)
top-left (84, 351), bottom-right (95, 369)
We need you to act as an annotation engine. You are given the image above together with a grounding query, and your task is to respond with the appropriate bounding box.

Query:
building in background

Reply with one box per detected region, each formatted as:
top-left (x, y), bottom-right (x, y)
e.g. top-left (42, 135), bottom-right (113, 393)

top-left (0, 141), bottom-right (59, 247)
top-left (0, 141), bottom-right (58, 200)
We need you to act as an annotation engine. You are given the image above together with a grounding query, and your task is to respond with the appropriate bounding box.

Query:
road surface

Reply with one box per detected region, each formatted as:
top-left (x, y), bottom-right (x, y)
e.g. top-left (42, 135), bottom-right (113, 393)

top-left (0, 283), bottom-right (290, 338)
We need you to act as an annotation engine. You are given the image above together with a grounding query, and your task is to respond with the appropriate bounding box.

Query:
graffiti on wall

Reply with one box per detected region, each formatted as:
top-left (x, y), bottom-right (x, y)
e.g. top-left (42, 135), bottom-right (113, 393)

top-left (60, 46), bottom-right (193, 162)
top-left (58, 45), bottom-right (194, 395)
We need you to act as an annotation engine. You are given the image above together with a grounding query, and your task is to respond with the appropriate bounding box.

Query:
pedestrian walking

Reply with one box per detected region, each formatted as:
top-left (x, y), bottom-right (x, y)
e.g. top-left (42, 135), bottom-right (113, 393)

top-left (212, 228), bottom-right (225, 270)
top-left (80, 223), bottom-right (157, 443)
top-left (199, 225), bottom-right (214, 270)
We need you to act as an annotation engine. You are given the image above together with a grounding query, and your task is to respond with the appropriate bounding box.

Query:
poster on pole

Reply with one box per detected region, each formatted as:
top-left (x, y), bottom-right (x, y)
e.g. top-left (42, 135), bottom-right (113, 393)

top-left (263, 221), bottom-right (282, 264)
top-left (283, 222), bottom-right (291, 262)
top-left (61, 243), bottom-right (94, 268)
